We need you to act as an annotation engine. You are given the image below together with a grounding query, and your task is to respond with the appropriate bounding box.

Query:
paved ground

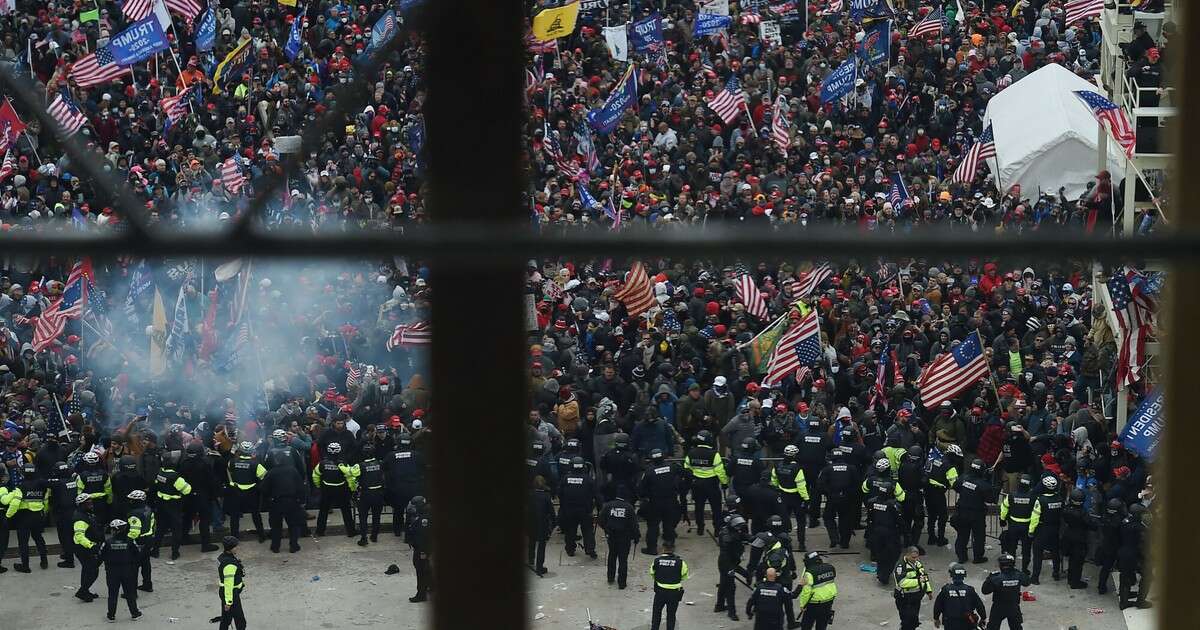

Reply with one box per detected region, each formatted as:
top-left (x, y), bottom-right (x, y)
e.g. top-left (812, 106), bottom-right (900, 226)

top-left (0, 520), bottom-right (1145, 629)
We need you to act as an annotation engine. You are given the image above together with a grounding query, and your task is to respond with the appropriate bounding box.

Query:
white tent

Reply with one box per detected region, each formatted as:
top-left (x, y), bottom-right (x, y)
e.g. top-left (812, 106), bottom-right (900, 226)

top-left (982, 63), bottom-right (1126, 198)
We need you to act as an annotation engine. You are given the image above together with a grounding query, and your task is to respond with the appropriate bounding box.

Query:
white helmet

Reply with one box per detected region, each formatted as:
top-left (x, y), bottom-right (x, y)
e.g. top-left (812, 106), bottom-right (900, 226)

top-left (239, 441), bottom-right (254, 453)
top-left (109, 519), bottom-right (128, 529)
top-left (1042, 476), bottom-right (1059, 491)
top-left (83, 451), bottom-right (100, 464)
top-left (272, 429), bottom-right (287, 441)
top-left (327, 443), bottom-right (342, 455)
top-left (127, 490), bottom-right (147, 501)
top-left (75, 494), bottom-right (92, 505)
top-left (945, 444), bottom-right (963, 458)
top-left (875, 458), bottom-right (891, 472)
top-left (783, 445), bottom-right (799, 458)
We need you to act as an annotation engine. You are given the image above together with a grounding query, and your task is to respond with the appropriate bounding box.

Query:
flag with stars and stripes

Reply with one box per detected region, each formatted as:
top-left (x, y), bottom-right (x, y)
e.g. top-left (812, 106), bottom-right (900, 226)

top-left (734, 263), bottom-right (769, 320)
top-left (161, 86), bottom-right (194, 131)
top-left (791, 262), bottom-right (832, 297)
top-left (1074, 90), bottom-right (1136, 158)
top-left (69, 45), bottom-right (132, 87)
top-left (386, 321), bottom-right (432, 350)
top-left (0, 148), bottom-right (13, 183)
top-left (1065, 0), bottom-right (1104, 25)
top-left (908, 7), bottom-right (945, 38)
top-left (770, 94), bottom-right (790, 157)
top-left (888, 172), bottom-right (911, 208)
top-left (576, 121), bottom-right (600, 174)
top-left (166, 0), bottom-right (203, 20)
top-left (48, 91), bottom-right (88, 137)
top-left (1108, 267), bottom-right (1155, 388)
top-left (951, 123), bottom-right (996, 184)
top-left (917, 330), bottom-right (988, 408)
top-left (543, 127), bottom-right (582, 181)
top-left (867, 339), bottom-right (891, 411)
top-left (122, 0), bottom-right (154, 21)
top-left (706, 74), bottom-right (747, 125)
top-left (614, 261), bottom-right (656, 317)
top-left (33, 259), bottom-right (93, 351)
top-left (763, 310), bottom-right (822, 387)
top-left (220, 157), bottom-right (244, 194)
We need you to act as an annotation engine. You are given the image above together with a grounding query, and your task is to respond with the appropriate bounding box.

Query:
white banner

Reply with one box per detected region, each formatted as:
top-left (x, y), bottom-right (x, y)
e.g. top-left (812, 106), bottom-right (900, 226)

top-left (759, 20), bottom-right (782, 48)
top-left (703, 0), bottom-right (730, 15)
top-left (274, 135), bottom-right (303, 153)
top-left (604, 24), bottom-right (629, 62)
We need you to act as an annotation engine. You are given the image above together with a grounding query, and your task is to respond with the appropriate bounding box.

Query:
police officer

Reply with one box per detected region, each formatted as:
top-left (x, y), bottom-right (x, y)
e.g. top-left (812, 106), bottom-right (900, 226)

top-left (227, 441), bottom-right (267, 543)
top-left (265, 429), bottom-right (307, 480)
top-left (559, 456), bottom-right (601, 558)
top-left (863, 455), bottom-right (907, 503)
top-left (1096, 498), bottom-right (1126, 595)
top-left (684, 430), bottom-right (728, 535)
top-left (893, 546), bottom-right (933, 630)
top-left (261, 450), bottom-right (306, 553)
top-left (313, 442), bottom-right (359, 537)
top-left (155, 449), bottom-right (193, 560)
top-left (1117, 503), bottom-right (1151, 610)
top-left (1060, 489), bottom-right (1094, 590)
top-left (100, 519), bottom-right (143, 622)
top-left (385, 432), bottom-right (425, 535)
top-left (527, 475), bottom-right (555, 576)
top-left (797, 550), bottom-right (837, 630)
top-left (981, 554), bottom-right (1029, 630)
top-left (1029, 475), bottom-right (1063, 584)
top-left (795, 419), bottom-right (829, 528)
top-left (649, 541), bottom-right (689, 630)
top-left (817, 448), bottom-right (857, 549)
top-left (217, 535), bottom-right (248, 630)
top-left (125, 490), bottom-right (156, 592)
top-left (76, 450), bottom-right (112, 526)
top-left (600, 434), bottom-right (640, 501)
top-left (747, 514), bottom-right (787, 582)
top-left (600, 490), bottom-right (640, 589)
top-left (933, 563), bottom-right (987, 630)
top-left (866, 492), bottom-right (903, 585)
top-left (0, 484), bottom-right (8, 573)
top-left (4, 461), bottom-right (50, 571)
top-left (49, 461), bottom-right (78, 567)
top-left (353, 443), bottom-right (388, 545)
top-left (759, 516), bottom-right (797, 594)
top-left (527, 440), bottom-right (557, 495)
top-left (109, 456), bottom-right (145, 523)
top-left (953, 458), bottom-right (992, 564)
top-left (898, 446), bottom-right (927, 552)
top-left (772, 445), bottom-right (811, 546)
top-left (638, 448), bottom-right (684, 555)
top-left (73, 494), bottom-right (102, 602)
top-left (745, 469), bottom-right (787, 537)
top-left (999, 475), bottom-right (1040, 574)
top-left (715, 514), bottom-right (749, 621)
top-left (746, 567), bottom-right (798, 630)
top-left (730, 437), bottom-right (765, 497)
top-left (925, 444), bottom-right (962, 547)
top-left (180, 442), bottom-right (220, 553)
top-left (406, 496), bottom-right (432, 602)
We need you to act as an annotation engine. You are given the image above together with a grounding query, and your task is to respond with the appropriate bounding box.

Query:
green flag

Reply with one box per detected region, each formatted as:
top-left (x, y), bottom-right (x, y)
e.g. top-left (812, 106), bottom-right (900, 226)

top-left (80, 2), bottom-right (100, 22)
top-left (747, 316), bottom-right (788, 374)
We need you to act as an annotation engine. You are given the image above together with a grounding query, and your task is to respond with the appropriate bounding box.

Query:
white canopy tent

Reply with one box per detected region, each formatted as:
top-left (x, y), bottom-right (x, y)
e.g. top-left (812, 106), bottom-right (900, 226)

top-left (982, 63), bottom-right (1127, 198)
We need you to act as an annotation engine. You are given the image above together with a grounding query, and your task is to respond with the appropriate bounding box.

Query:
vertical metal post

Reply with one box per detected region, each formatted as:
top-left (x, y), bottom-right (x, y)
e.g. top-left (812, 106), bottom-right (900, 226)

top-left (425, 1), bottom-right (527, 629)
top-left (1158, 1), bottom-right (1198, 626)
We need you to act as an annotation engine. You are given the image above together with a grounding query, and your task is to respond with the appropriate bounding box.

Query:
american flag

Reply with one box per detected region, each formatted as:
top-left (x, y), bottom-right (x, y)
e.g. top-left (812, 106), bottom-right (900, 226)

top-left (706, 75), bottom-right (747, 125)
top-left (122, 0), bottom-right (155, 21)
top-left (1065, 0), bottom-right (1104, 25)
top-left (791, 262), bottom-right (832, 298)
top-left (917, 330), bottom-right (989, 408)
top-left (33, 259), bottom-right (92, 351)
top-left (70, 46), bottom-right (132, 88)
top-left (951, 123), bottom-right (996, 184)
top-left (740, 12), bottom-right (762, 24)
top-left (794, 365), bottom-right (811, 386)
top-left (48, 91), bottom-right (88, 138)
top-left (821, 0), bottom-right (843, 15)
top-left (0, 148), bottom-right (13, 183)
top-left (526, 33), bottom-right (559, 54)
top-left (166, 0), bottom-right (203, 20)
top-left (543, 127), bottom-right (582, 181)
top-left (888, 173), bottom-right (911, 208)
top-left (770, 94), bottom-right (790, 157)
top-left (734, 264), bottom-right (769, 320)
top-left (1074, 90), bottom-right (1136, 158)
top-left (220, 157), bottom-right (244, 194)
top-left (577, 121), bottom-right (600, 174)
top-left (763, 310), bottom-right (822, 387)
top-left (614, 261), bottom-right (656, 317)
top-left (161, 86), bottom-right (194, 128)
top-left (346, 362), bottom-right (364, 390)
top-left (386, 321), bottom-right (432, 351)
top-left (867, 339), bottom-right (890, 411)
top-left (1108, 267), bottom-right (1155, 388)
top-left (909, 8), bottom-right (945, 38)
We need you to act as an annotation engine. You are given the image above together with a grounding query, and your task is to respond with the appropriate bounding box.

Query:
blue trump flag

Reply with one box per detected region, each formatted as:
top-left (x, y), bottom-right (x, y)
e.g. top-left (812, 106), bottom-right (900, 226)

top-left (850, 0), bottom-right (892, 23)
top-left (630, 13), bottom-right (663, 54)
top-left (285, 7), bottom-right (306, 61)
top-left (857, 19), bottom-right (890, 66)
top-left (820, 57), bottom-right (857, 104)
top-left (587, 63), bottom-right (638, 134)
top-left (1120, 389), bottom-right (1165, 461)
top-left (694, 13), bottom-right (732, 36)
top-left (196, 4), bottom-right (217, 52)
top-left (110, 16), bottom-right (170, 66)
top-left (579, 183), bottom-right (600, 210)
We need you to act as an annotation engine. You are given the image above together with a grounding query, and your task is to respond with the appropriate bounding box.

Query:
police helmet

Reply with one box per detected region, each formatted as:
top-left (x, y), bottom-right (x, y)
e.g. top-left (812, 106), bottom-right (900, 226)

top-left (808, 418), bottom-right (822, 431)
top-left (162, 450), bottom-right (183, 468)
top-left (239, 441), bottom-right (254, 453)
top-left (410, 496), bottom-right (427, 509)
top-left (968, 458), bottom-right (984, 473)
top-left (649, 449), bottom-right (664, 461)
top-left (614, 434), bottom-right (630, 448)
top-left (1106, 498), bottom-right (1125, 514)
top-left (75, 493), bottom-right (92, 506)
top-left (804, 551), bottom-right (822, 566)
top-left (945, 444), bottom-right (963, 458)
top-left (83, 450), bottom-right (100, 464)
top-left (729, 515), bottom-right (747, 530)
top-left (872, 449), bottom-right (887, 462)
top-left (1129, 503), bottom-right (1146, 518)
top-left (128, 490), bottom-right (147, 502)
top-left (768, 514), bottom-right (784, 530)
top-left (327, 442), bottom-right (342, 455)
top-left (998, 553), bottom-right (1016, 569)
top-left (741, 437), bottom-right (758, 451)
top-left (1041, 475), bottom-right (1059, 491)
top-left (948, 562), bottom-right (967, 579)
top-left (566, 438), bottom-right (581, 450)
top-left (399, 433), bottom-right (413, 446)
top-left (783, 444), bottom-right (799, 458)
top-left (1069, 489), bottom-right (1085, 504)
top-left (186, 442), bottom-right (204, 457)
top-left (109, 519), bottom-right (128, 530)
top-left (906, 445), bottom-right (923, 459)
top-left (571, 456), bottom-right (585, 470)
top-left (886, 432), bottom-right (902, 447)
top-left (119, 455), bottom-right (138, 472)
top-left (222, 535), bottom-right (240, 551)
top-left (272, 429), bottom-right (287, 441)
top-left (696, 430), bottom-right (714, 445)
top-left (874, 458), bottom-right (891, 472)
top-left (1018, 474), bottom-right (1033, 490)
top-left (21, 461), bottom-right (36, 475)
top-left (361, 442), bottom-right (375, 456)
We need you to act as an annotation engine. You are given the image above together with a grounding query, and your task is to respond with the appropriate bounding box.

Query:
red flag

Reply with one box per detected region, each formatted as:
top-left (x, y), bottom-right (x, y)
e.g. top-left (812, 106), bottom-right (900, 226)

top-left (0, 99), bottom-right (26, 149)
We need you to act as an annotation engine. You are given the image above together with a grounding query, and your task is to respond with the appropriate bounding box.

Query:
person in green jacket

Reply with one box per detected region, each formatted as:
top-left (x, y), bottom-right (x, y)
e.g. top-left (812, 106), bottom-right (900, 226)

top-left (215, 536), bottom-right (247, 630)
top-left (4, 462), bottom-right (51, 571)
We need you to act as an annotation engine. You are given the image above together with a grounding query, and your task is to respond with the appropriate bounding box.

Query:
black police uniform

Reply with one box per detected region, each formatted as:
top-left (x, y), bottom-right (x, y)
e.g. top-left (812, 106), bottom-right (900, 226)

top-left (1030, 490), bottom-right (1064, 583)
top-left (897, 455), bottom-right (926, 548)
top-left (729, 448), bottom-right (764, 497)
top-left (559, 467), bottom-right (601, 557)
top-left (314, 455), bottom-right (357, 536)
top-left (816, 455), bottom-right (857, 548)
top-left (715, 521), bottom-right (747, 619)
top-left (1060, 499), bottom-right (1095, 589)
top-left (154, 462), bottom-right (189, 558)
top-left (180, 449), bottom-right (219, 550)
top-left (1117, 511), bottom-right (1150, 608)
top-left (744, 475), bottom-right (787, 538)
top-left (48, 464), bottom-right (79, 566)
top-left (981, 565), bottom-right (1030, 630)
top-left (650, 552), bottom-right (688, 630)
top-left (684, 442), bottom-right (725, 535)
top-left (260, 458), bottom-right (306, 552)
top-left (76, 463), bottom-right (111, 525)
top-left (924, 455), bottom-right (957, 545)
top-left (526, 486), bottom-right (555, 574)
top-left (100, 532), bottom-right (142, 620)
top-left (73, 505), bottom-right (102, 600)
top-left (226, 453), bottom-right (266, 541)
top-left (953, 470), bottom-right (992, 563)
top-left (637, 459), bottom-right (684, 553)
top-left (599, 496), bottom-right (640, 587)
top-left (109, 461), bottom-right (145, 525)
top-left (866, 497), bottom-right (902, 585)
top-left (126, 501), bottom-right (156, 590)
top-left (1096, 502), bottom-right (1125, 594)
top-left (999, 487), bottom-right (1036, 573)
top-left (746, 580), bottom-right (796, 630)
top-left (406, 503), bottom-right (432, 602)
top-left (772, 456), bottom-right (809, 542)
top-left (355, 455), bottom-right (387, 543)
top-left (600, 443), bottom-right (640, 500)
top-left (933, 580), bottom-right (987, 630)
top-left (385, 443), bottom-right (425, 535)
top-left (795, 430), bottom-right (829, 527)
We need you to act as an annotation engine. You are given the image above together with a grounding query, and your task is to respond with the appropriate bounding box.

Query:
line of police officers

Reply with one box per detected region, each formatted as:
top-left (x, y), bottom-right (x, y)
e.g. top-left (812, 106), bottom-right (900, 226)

top-left (527, 421), bottom-right (1152, 630)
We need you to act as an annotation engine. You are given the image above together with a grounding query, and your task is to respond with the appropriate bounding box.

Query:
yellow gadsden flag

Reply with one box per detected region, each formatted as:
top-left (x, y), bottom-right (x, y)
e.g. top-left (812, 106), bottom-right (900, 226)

top-left (150, 287), bottom-right (168, 377)
top-left (532, 2), bottom-right (581, 41)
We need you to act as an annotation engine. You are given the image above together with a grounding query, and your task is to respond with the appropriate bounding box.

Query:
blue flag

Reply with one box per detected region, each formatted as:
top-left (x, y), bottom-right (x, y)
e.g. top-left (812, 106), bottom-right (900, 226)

top-left (196, 4), bottom-right (217, 52)
top-left (109, 16), bottom-right (170, 66)
top-left (630, 13), bottom-right (663, 55)
top-left (820, 58), bottom-right (857, 104)
top-left (587, 64), bottom-right (638, 134)
top-left (399, 0), bottom-right (426, 13)
top-left (579, 183), bottom-right (600, 210)
top-left (367, 10), bottom-right (398, 54)
top-left (693, 13), bottom-right (733, 36)
top-left (1120, 389), bottom-right (1164, 461)
top-left (285, 8), bottom-right (306, 61)
top-left (850, 0), bottom-right (892, 23)
top-left (857, 19), bottom-right (890, 66)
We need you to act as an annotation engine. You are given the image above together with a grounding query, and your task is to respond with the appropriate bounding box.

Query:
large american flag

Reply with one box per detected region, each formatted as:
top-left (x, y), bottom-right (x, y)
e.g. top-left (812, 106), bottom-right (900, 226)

top-left (70, 46), bottom-right (132, 87)
top-left (33, 259), bottom-right (92, 351)
top-left (770, 94), bottom-right (790, 157)
top-left (1074, 90), bottom-right (1136, 158)
top-left (763, 310), bottom-right (822, 387)
top-left (791, 262), bottom-right (832, 298)
top-left (166, 0), bottom-right (203, 20)
top-left (951, 123), bottom-right (996, 184)
top-left (867, 339), bottom-right (891, 411)
top-left (386, 321), bottom-right (432, 351)
top-left (122, 0), bottom-right (155, 21)
top-left (706, 75), bottom-right (746, 125)
top-left (48, 91), bottom-right (88, 138)
top-left (161, 86), bottom-right (194, 128)
top-left (917, 330), bottom-right (989, 408)
top-left (909, 7), bottom-right (945, 38)
top-left (220, 157), bottom-right (244, 194)
top-left (543, 127), bottom-right (582, 181)
top-left (734, 264), bottom-right (769, 320)
top-left (614, 261), bottom-right (656, 317)
top-left (1108, 267), bottom-right (1155, 388)
top-left (1065, 0), bottom-right (1104, 25)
